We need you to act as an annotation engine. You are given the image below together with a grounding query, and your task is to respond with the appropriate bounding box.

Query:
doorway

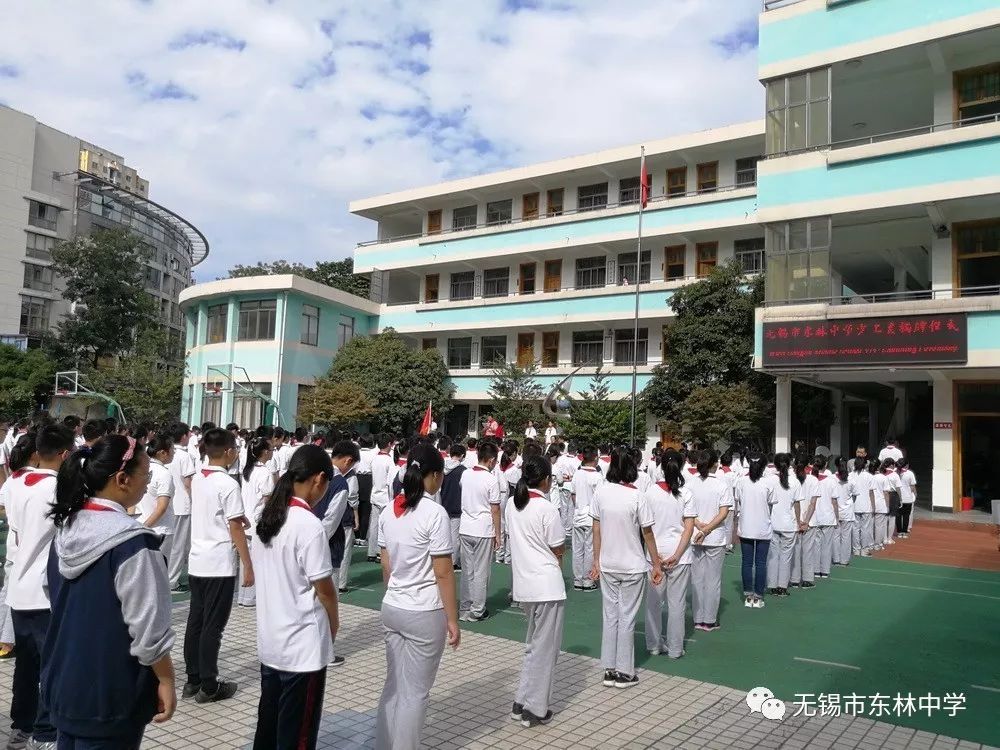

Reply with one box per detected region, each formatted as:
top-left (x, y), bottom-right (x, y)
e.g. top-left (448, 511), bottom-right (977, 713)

top-left (544, 260), bottom-right (562, 292)
top-left (956, 382), bottom-right (1000, 511)
top-left (444, 403), bottom-right (470, 440)
top-left (517, 333), bottom-right (535, 366)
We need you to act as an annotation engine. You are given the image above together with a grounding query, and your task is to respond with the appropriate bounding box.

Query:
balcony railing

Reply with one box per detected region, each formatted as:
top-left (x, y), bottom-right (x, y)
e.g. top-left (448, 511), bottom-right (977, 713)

top-left (763, 285), bottom-right (1000, 308)
top-left (763, 0), bottom-right (806, 9)
top-left (357, 179), bottom-right (756, 247)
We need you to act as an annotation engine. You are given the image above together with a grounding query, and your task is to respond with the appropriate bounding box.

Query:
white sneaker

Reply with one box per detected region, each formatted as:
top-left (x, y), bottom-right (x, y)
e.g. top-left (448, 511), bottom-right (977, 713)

top-left (5, 729), bottom-right (29, 750)
top-left (744, 595), bottom-right (754, 608)
top-left (860, 550), bottom-right (871, 557)
top-left (886, 539), bottom-right (895, 545)
top-left (648, 647), bottom-right (661, 656)
top-left (752, 597), bottom-right (765, 609)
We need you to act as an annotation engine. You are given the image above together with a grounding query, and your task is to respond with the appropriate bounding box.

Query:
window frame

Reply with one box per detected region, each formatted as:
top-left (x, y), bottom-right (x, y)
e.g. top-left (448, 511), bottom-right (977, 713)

top-left (575, 255), bottom-right (607, 290)
top-left (483, 267), bottom-right (510, 298)
top-left (618, 176), bottom-right (641, 205)
top-left (452, 204), bottom-right (478, 231)
top-left (480, 335), bottom-right (508, 367)
top-left (336, 314), bottom-right (355, 348)
top-left (301, 303), bottom-right (320, 346)
top-left (447, 336), bottom-right (473, 369)
top-left (425, 273), bottom-right (439, 304)
top-left (519, 262), bottom-right (536, 294)
top-left (696, 162), bottom-right (718, 193)
top-left (486, 199), bottom-right (513, 226)
top-left (955, 63), bottom-right (1000, 124)
top-left (206, 303), bottom-right (228, 344)
top-left (449, 270), bottom-right (475, 301)
top-left (613, 327), bottom-right (649, 366)
top-left (666, 167), bottom-right (687, 198)
top-left (617, 250), bottom-right (651, 285)
top-left (237, 299), bottom-right (277, 341)
top-left (22, 263), bottom-right (54, 292)
top-left (546, 188), bottom-right (564, 217)
top-left (577, 182), bottom-right (609, 212)
top-left (541, 331), bottom-right (559, 367)
top-left (953, 218), bottom-right (1000, 296)
top-left (735, 237), bottom-right (766, 275)
top-left (522, 192), bottom-right (539, 220)
top-left (19, 295), bottom-right (51, 336)
top-left (571, 330), bottom-right (604, 367)
top-left (765, 67), bottom-right (831, 156)
top-left (735, 157), bottom-right (760, 187)
top-left (427, 209), bottom-right (442, 235)
top-left (696, 242), bottom-right (718, 278)
top-left (664, 245), bottom-right (686, 280)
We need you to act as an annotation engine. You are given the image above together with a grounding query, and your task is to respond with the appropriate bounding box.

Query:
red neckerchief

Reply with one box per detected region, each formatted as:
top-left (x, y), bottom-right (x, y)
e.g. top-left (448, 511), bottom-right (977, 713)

top-left (378, 450), bottom-right (390, 455)
top-left (396, 458), bottom-right (407, 467)
top-left (817, 474), bottom-right (828, 481)
top-left (527, 489), bottom-right (546, 500)
top-left (656, 481), bottom-right (674, 492)
top-left (82, 500), bottom-right (116, 512)
top-left (686, 467), bottom-right (698, 475)
top-left (11, 468), bottom-right (29, 479)
top-left (288, 497), bottom-right (311, 511)
top-left (24, 471), bottom-right (55, 487)
top-left (720, 466), bottom-right (732, 473)
top-left (472, 466), bottom-right (487, 471)
top-left (393, 492), bottom-right (407, 517)
top-left (805, 466), bottom-right (813, 474)
top-left (620, 482), bottom-right (637, 489)
top-left (581, 466), bottom-right (597, 472)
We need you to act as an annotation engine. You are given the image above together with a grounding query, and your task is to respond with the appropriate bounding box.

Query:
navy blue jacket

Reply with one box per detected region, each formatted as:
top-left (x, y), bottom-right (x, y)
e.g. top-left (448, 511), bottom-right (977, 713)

top-left (314, 473), bottom-right (351, 568)
top-left (440, 465), bottom-right (466, 519)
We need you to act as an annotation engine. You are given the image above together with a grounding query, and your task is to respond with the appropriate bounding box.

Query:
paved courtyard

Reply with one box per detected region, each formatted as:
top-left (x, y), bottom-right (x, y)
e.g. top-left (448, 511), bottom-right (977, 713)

top-left (1, 601), bottom-right (996, 750)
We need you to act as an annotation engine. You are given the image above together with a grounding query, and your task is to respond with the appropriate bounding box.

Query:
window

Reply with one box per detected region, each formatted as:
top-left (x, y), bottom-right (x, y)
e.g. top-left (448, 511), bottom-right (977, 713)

top-left (697, 162), bottom-right (718, 193)
top-left (735, 237), bottom-right (766, 274)
top-left (337, 314), bottom-right (355, 348)
top-left (575, 256), bottom-right (606, 289)
top-left (422, 337), bottom-right (437, 351)
top-left (237, 299), bottom-right (277, 341)
top-left (619, 177), bottom-right (641, 205)
top-left (483, 267), bottom-right (510, 298)
top-left (27, 200), bottom-right (58, 231)
top-left (427, 209), bottom-right (442, 235)
top-left (544, 259), bottom-right (562, 292)
top-left (301, 304), bottom-right (320, 346)
top-left (450, 271), bottom-right (474, 300)
top-left (425, 274), bottom-right (439, 303)
top-left (22, 263), bottom-right (54, 292)
top-left (666, 167), bottom-right (687, 197)
top-left (516, 333), bottom-right (534, 367)
top-left (696, 242), bottom-right (718, 277)
top-left (519, 263), bottom-right (536, 294)
top-left (617, 251), bottom-right (651, 285)
top-left (546, 188), bottom-right (564, 217)
top-left (955, 220), bottom-right (1000, 297)
top-left (452, 205), bottom-right (478, 231)
top-left (25, 232), bottom-right (56, 260)
top-left (571, 330), bottom-right (604, 366)
top-left (956, 65), bottom-right (1000, 123)
top-left (665, 245), bottom-right (686, 280)
top-left (481, 335), bottom-right (507, 366)
top-left (206, 303), bottom-right (228, 344)
top-left (201, 383), bottom-right (223, 426)
top-left (577, 182), bottom-right (608, 212)
top-left (233, 382), bottom-right (272, 430)
top-left (19, 295), bottom-right (51, 335)
top-left (447, 337), bottom-right (472, 369)
top-left (614, 328), bottom-right (648, 366)
top-left (766, 68), bottom-right (831, 155)
top-left (486, 199), bottom-right (512, 226)
top-left (145, 266), bottom-right (162, 290)
top-left (736, 157), bottom-right (759, 187)
top-left (764, 216), bottom-right (832, 302)
top-left (522, 193), bottom-right (539, 220)
top-left (542, 331), bottom-right (559, 367)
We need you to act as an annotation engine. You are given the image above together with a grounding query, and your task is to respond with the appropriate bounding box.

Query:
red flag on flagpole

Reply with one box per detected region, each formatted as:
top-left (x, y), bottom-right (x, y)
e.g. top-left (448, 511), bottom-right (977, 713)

top-left (419, 401), bottom-right (433, 436)
top-left (639, 151), bottom-right (649, 209)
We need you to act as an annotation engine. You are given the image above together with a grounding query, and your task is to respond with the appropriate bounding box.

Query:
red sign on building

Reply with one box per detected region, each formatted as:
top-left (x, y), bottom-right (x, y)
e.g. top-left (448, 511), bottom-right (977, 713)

top-left (762, 313), bottom-right (968, 368)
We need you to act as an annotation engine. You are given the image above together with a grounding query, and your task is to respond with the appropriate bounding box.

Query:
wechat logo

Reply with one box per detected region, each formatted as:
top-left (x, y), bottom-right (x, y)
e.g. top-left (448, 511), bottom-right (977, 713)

top-left (746, 686), bottom-right (786, 721)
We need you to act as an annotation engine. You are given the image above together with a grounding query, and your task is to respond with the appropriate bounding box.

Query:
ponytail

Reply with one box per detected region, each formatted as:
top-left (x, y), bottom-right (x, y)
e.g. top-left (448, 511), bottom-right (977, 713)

top-left (775, 453), bottom-right (791, 490)
top-left (747, 452), bottom-right (766, 482)
top-left (243, 438), bottom-right (271, 481)
top-left (514, 455), bottom-right (550, 510)
top-left (257, 444), bottom-right (332, 544)
top-left (401, 443), bottom-right (444, 511)
top-left (51, 435), bottom-right (143, 528)
top-left (697, 449), bottom-right (718, 479)
top-left (8, 431), bottom-right (38, 473)
top-left (835, 456), bottom-right (849, 482)
top-left (661, 450), bottom-right (684, 497)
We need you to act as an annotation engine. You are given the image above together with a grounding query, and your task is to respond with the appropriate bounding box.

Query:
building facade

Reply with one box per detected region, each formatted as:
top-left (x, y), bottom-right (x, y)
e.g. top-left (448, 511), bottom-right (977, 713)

top-left (0, 105), bottom-right (207, 353)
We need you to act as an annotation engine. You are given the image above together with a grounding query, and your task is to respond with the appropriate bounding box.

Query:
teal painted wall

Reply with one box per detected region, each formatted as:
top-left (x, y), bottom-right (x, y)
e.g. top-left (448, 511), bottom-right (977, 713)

top-left (759, 0), bottom-right (998, 68)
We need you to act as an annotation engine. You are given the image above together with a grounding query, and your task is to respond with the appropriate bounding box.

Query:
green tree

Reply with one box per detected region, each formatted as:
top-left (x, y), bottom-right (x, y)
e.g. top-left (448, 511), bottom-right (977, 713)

top-left (50, 228), bottom-right (158, 366)
top-left (328, 329), bottom-right (453, 434)
top-left (486, 360), bottom-right (544, 435)
top-left (561, 367), bottom-right (638, 448)
top-left (227, 258), bottom-right (370, 298)
top-left (643, 260), bottom-right (773, 446)
top-left (791, 382), bottom-right (836, 449)
top-left (297, 377), bottom-right (375, 429)
top-left (0, 345), bottom-right (57, 421)
top-left (668, 383), bottom-right (768, 447)
top-left (86, 338), bottom-right (184, 425)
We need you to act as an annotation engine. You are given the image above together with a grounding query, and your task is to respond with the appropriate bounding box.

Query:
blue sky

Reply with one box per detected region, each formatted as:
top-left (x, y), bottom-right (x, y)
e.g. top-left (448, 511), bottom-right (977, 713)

top-left (1, 0), bottom-right (763, 282)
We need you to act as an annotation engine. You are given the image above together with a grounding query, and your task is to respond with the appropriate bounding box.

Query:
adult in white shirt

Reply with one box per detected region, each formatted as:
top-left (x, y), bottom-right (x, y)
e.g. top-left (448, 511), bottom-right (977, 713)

top-left (643, 454), bottom-right (696, 659)
top-left (377, 444), bottom-right (458, 750)
top-left (167, 423), bottom-right (197, 590)
top-left (524, 421), bottom-right (538, 441)
top-left (687, 450), bottom-right (733, 630)
top-left (878, 440), bottom-right (904, 464)
top-left (570, 450), bottom-right (603, 591)
top-left (589, 449), bottom-right (662, 688)
top-left (251, 445), bottom-right (339, 750)
top-left (543, 422), bottom-right (558, 446)
top-left (137, 436), bottom-right (177, 565)
top-left (506, 455), bottom-right (566, 727)
top-left (765, 455), bottom-right (800, 595)
top-left (368, 435), bottom-right (396, 561)
top-left (458, 443), bottom-right (500, 622)
top-left (735, 456), bottom-right (775, 608)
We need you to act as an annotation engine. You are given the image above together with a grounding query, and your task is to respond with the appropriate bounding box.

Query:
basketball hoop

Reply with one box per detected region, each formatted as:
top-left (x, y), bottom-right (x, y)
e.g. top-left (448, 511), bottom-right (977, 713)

top-left (56, 389), bottom-right (68, 396)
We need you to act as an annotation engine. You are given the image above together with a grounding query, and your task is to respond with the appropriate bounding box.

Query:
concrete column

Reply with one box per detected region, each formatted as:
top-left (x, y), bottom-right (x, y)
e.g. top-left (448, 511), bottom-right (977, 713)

top-left (775, 376), bottom-right (791, 453)
top-left (930, 235), bottom-right (952, 298)
top-left (829, 388), bottom-right (843, 456)
top-left (931, 375), bottom-right (955, 511)
top-left (868, 400), bottom-right (879, 454)
top-left (894, 265), bottom-right (908, 294)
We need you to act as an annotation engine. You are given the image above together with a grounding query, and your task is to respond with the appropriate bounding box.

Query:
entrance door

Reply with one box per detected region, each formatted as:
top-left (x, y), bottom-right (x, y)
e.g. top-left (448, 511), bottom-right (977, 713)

top-left (522, 193), bottom-right (539, 221)
top-left (544, 259), bottom-right (562, 292)
top-left (517, 333), bottom-right (535, 366)
top-left (444, 403), bottom-right (470, 439)
top-left (956, 382), bottom-right (1000, 511)
top-left (519, 262), bottom-right (536, 294)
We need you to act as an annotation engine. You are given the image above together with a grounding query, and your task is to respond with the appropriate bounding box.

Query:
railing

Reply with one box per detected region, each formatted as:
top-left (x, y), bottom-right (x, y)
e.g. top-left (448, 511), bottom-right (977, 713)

top-left (28, 215), bottom-right (57, 231)
top-left (357, 180), bottom-right (756, 247)
top-left (763, 285), bottom-right (1000, 308)
top-left (763, 0), bottom-right (807, 9)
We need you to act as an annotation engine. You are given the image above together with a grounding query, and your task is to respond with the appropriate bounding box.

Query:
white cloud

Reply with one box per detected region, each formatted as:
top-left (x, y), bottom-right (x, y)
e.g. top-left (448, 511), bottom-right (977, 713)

top-left (1, 0), bottom-right (763, 281)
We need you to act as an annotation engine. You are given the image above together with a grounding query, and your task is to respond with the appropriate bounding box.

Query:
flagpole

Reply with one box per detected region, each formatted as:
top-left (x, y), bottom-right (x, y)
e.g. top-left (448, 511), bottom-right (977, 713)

top-left (629, 146), bottom-right (645, 446)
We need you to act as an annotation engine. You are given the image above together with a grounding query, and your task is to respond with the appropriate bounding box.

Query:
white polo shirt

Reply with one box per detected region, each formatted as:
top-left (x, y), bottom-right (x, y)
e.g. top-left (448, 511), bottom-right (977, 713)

top-left (136, 459), bottom-right (175, 535)
top-left (459, 465), bottom-right (501, 538)
top-left (571, 466), bottom-right (603, 528)
top-left (589, 482), bottom-right (654, 574)
top-left (687, 474), bottom-right (734, 547)
top-left (735, 476), bottom-right (775, 540)
top-left (836, 479), bottom-right (855, 521)
top-left (379, 493), bottom-right (452, 611)
top-left (812, 475), bottom-right (838, 527)
top-left (899, 470), bottom-right (916, 503)
top-left (506, 490), bottom-right (566, 603)
top-left (242, 463), bottom-right (275, 526)
top-left (189, 466), bottom-right (244, 578)
top-left (252, 498), bottom-right (334, 672)
top-left (798, 474), bottom-right (822, 527)
top-left (462, 449), bottom-right (479, 470)
top-left (5, 468), bottom-right (58, 610)
top-left (766, 474), bottom-right (800, 533)
top-left (370, 452), bottom-right (395, 508)
top-left (851, 471), bottom-right (875, 514)
top-left (0, 469), bottom-right (26, 572)
top-left (275, 443), bottom-right (297, 476)
top-left (168, 447), bottom-right (196, 516)
top-left (871, 472), bottom-right (891, 513)
top-left (644, 482), bottom-right (697, 565)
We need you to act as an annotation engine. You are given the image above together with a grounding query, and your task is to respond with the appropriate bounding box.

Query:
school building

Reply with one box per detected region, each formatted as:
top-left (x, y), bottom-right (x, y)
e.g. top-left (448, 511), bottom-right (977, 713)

top-left (180, 0), bottom-right (1000, 513)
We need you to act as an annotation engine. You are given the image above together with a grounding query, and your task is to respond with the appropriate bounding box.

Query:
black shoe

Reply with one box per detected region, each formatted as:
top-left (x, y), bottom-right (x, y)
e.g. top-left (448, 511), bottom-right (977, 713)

top-left (329, 656), bottom-right (346, 667)
top-left (789, 582), bottom-right (801, 588)
top-left (614, 672), bottom-right (639, 689)
top-left (602, 669), bottom-right (617, 687)
top-left (581, 583), bottom-right (598, 591)
top-left (195, 681), bottom-right (238, 703)
top-left (775, 588), bottom-right (790, 597)
top-left (468, 610), bottom-right (491, 622)
top-left (802, 581), bottom-right (816, 589)
top-left (704, 622), bottom-right (721, 632)
top-left (366, 556), bottom-right (379, 563)
top-left (520, 709), bottom-right (554, 727)
top-left (181, 682), bottom-right (201, 699)
top-left (510, 702), bottom-right (524, 721)
top-left (573, 584), bottom-right (584, 591)
top-left (453, 564), bottom-right (462, 571)
top-left (338, 587), bottom-right (349, 594)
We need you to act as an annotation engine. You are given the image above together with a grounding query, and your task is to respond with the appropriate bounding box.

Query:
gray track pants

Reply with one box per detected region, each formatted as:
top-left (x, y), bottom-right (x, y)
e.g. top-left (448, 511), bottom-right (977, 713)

top-left (874, 513), bottom-right (888, 547)
top-left (459, 535), bottom-right (493, 618)
top-left (337, 527), bottom-right (354, 590)
top-left (817, 526), bottom-right (835, 575)
top-left (599, 571), bottom-right (645, 676)
top-left (645, 563), bottom-right (690, 656)
top-left (168, 514), bottom-right (190, 588)
top-left (692, 545), bottom-right (726, 623)
top-left (857, 512), bottom-right (873, 551)
top-left (449, 518), bottom-right (462, 567)
top-left (515, 601), bottom-right (565, 717)
top-left (791, 528), bottom-right (818, 583)
top-left (766, 531), bottom-right (796, 589)
top-left (836, 520), bottom-right (854, 564)
top-left (571, 526), bottom-right (593, 586)
top-left (368, 504), bottom-right (385, 558)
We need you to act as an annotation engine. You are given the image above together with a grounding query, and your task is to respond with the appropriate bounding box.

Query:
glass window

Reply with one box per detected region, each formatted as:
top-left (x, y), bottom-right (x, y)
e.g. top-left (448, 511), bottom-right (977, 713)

top-left (665, 245), bottom-right (686, 280)
top-left (237, 299), bottom-right (277, 341)
top-left (145, 266), bottom-right (162, 291)
top-left (201, 383), bottom-right (223, 426)
top-left (765, 67), bottom-right (831, 155)
top-left (483, 267), bottom-right (509, 298)
top-left (22, 263), bottom-right (54, 292)
top-left (666, 167), bottom-right (687, 197)
top-left (619, 177), bottom-right (641, 205)
top-left (735, 238), bottom-right (766, 274)
top-left (617, 251), bottom-right (651, 285)
top-left (736, 157), bottom-right (759, 187)
top-left (571, 330), bottom-right (604, 366)
top-left (542, 331), bottom-right (559, 367)
top-left (422, 337), bottom-right (437, 351)
top-left (25, 232), bottom-right (56, 260)
top-left (480, 335), bottom-right (507, 366)
top-left (337, 314), bottom-right (354, 348)
top-left (28, 200), bottom-right (58, 231)
top-left (447, 337), bottom-right (472, 369)
top-left (696, 242), bottom-right (718, 277)
top-left (450, 271), bottom-right (475, 300)
top-left (206, 304), bottom-right (228, 344)
top-left (486, 199), bottom-right (512, 226)
top-left (233, 382), bottom-right (272, 429)
top-left (301, 303), bottom-right (320, 346)
top-left (452, 205), bottom-right (478, 231)
top-left (575, 256), bottom-right (606, 289)
top-left (19, 295), bottom-right (51, 335)
top-left (577, 183), bottom-right (608, 212)
top-left (425, 274), bottom-right (439, 303)
top-left (764, 216), bottom-right (833, 302)
top-left (519, 263), bottom-right (536, 294)
top-left (697, 163), bottom-right (718, 193)
top-left (614, 328), bottom-right (648, 366)
top-left (955, 220), bottom-right (1000, 297)
top-left (957, 65), bottom-right (1000, 123)
top-left (546, 188), bottom-right (564, 217)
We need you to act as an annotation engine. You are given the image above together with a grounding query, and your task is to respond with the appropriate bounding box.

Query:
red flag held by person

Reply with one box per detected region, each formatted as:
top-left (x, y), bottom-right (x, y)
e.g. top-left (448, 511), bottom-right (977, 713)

top-left (639, 151), bottom-right (649, 209)
top-left (419, 401), bottom-right (433, 436)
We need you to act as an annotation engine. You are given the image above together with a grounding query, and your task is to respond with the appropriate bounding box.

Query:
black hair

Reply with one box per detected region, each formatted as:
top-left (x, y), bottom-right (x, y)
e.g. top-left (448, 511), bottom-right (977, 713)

top-left (437, 435), bottom-right (452, 451)
top-left (500, 441), bottom-right (518, 471)
top-left (272, 426), bottom-right (286, 441)
top-left (62, 415), bottom-right (81, 430)
top-left (794, 455), bottom-right (809, 484)
top-left (81, 419), bottom-right (104, 442)
top-left (897, 457), bottom-right (909, 471)
top-left (50, 435), bottom-right (145, 528)
top-left (393, 437), bottom-right (410, 464)
top-left (376, 432), bottom-right (392, 450)
top-left (513, 455), bottom-right (550, 511)
top-left (401, 443), bottom-right (444, 511)
top-left (606, 446), bottom-right (638, 485)
top-left (812, 455), bottom-right (828, 473)
top-left (545, 444), bottom-right (561, 460)
top-left (169, 422), bottom-right (190, 443)
top-left (244, 438), bottom-right (273, 481)
top-left (359, 433), bottom-right (375, 449)
top-left (747, 452), bottom-right (766, 482)
top-left (835, 456), bottom-right (850, 482)
top-left (661, 450), bottom-right (684, 497)
top-left (9, 431), bottom-right (37, 473)
top-left (202, 427), bottom-right (236, 459)
top-left (477, 442), bottom-right (498, 463)
top-left (720, 451), bottom-right (733, 467)
top-left (696, 449), bottom-right (719, 479)
top-left (15, 418), bottom-right (30, 430)
top-left (201, 421), bottom-right (217, 432)
top-left (775, 453), bottom-right (791, 490)
top-left (146, 434), bottom-right (174, 459)
top-left (331, 440), bottom-right (361, 461)
top-left (854, 456), bottom-right (867, 473)
top-left (466, 437), bottom-right (478, 450)
top-left (257, 445), bottom-right (332, 544)
top-left (36, 424), bottom-right (74, 458)
top-left (295, 427), bottom-right (308, 442)
top-left (880, 458), bottom-right (896, 472)
top-left (449, 443), bottom-right (466, 459)
top-left (867, 457), bottom-right (881, 474)
top-left (226, 422), bottom-right (239, 432)
top-left (522, 441), bottom-right (542, 459)
top-left (581, 446), bottom-right (598, 464)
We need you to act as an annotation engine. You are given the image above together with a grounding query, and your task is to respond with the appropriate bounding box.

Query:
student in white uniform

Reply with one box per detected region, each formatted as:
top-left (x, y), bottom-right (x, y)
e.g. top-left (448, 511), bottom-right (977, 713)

top-left (833, 457), bottom-right (855, 565)
top-left (896, 458), bottom-right (916, 539)
top-left (852, 457), bottom-right (876, 556)
top-left (377, 444), bottom-right (458, 750)
top-left (167, 423), bottom-right (197, 590)
top-left (239, 439), bottom-right (275, 607)
top-left (507, 455), bottom-right (565, 728)
top-left (251, 445), bottom-right (338, 750)
top-left (543, 422), bottom-right (557, 446)
top-left (880, 458), bottom-right (902, 545)
top-left (766, 454), bottom-right (799, 597)
top-left (717, 453), bottom-right (737, 553)
top-left (643, 451), bottom-right (695, 658)
top-left (735, 454), bottom-right (774, 608)
top-left (791, 457), bottom-right (819, 589)
top-left (812, 456), bottom-right (839, 579)
top-left (589, 448), bottom-right (662, 688)
top-left (878, 439), bottom-right (903, 463)
top-left (524, 421), bottom-right (538, 441)
top-left (0, 432), bottom-right (36, 661)
top-left (458, 442), bottom-right (500, 622)
top-left (497, 442), bottom-right (522, 565)
top-left (570, 448), bottom-right (602, 591)
top-left (368, 434), bottom-right (395, 562)
top-left (687, 450), bottom-right (733, 629)
top-left (462, 438), bottom-right (479, 470)
top-left (869, 458), bottom-right (889, 550)
top-left (137, 435), bottom-right (177, 566)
